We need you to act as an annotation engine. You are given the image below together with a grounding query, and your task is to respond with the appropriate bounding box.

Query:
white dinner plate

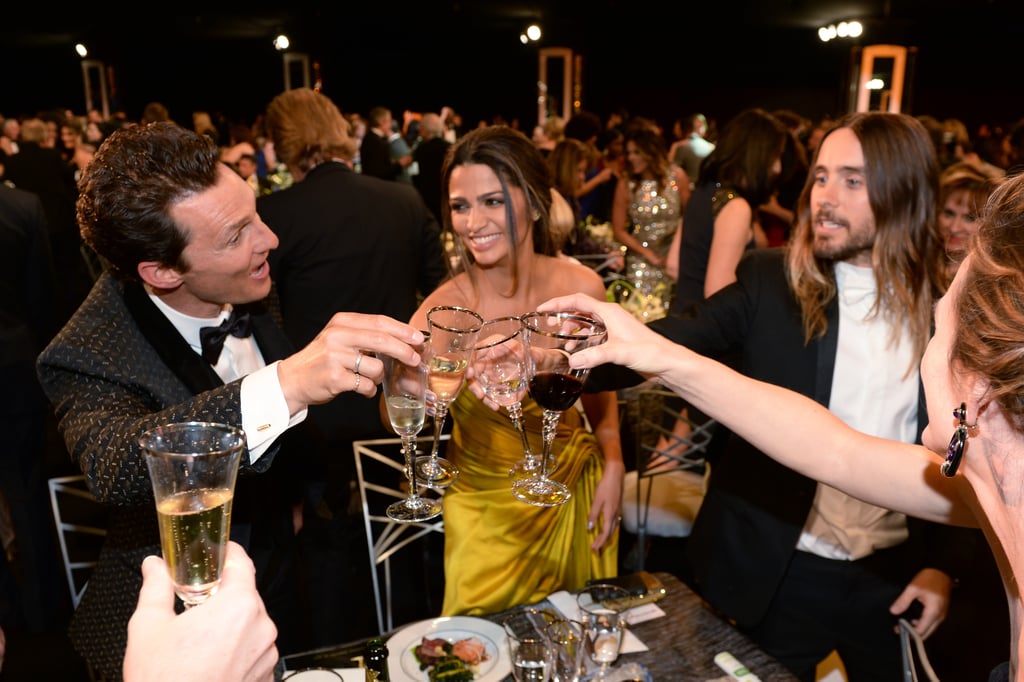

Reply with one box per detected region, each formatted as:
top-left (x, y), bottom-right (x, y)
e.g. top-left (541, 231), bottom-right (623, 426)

top-left (386, 615), bottom-right (510, 682)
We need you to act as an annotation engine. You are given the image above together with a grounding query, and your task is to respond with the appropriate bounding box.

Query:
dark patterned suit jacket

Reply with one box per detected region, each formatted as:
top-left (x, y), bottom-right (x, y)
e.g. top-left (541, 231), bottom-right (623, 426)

top-left (37, 273), bottom-right (304, 680)
top-left (647, 247), bottom-right (976, 627)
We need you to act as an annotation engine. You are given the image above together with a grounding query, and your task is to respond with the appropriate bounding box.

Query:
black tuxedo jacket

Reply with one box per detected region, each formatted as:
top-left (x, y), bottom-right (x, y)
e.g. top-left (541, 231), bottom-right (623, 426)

top-left (645, 248), bottom-right (975, 627)
top-left (0, 184), bottom-right (58, 411)
top-left (259, 161), bottom-right (445, 499)
top-left (37, 274), bottom-right (305, 680)
top-left (412, 136), bottom-right (451, 223)
top-left (359, 129), bottom-right (401, 181)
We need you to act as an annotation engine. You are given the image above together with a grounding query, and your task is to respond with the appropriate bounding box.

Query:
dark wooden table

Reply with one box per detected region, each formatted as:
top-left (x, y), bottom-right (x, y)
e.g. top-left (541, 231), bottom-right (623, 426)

top-left (485, 572), bottom-right (798, 681)
top-left (283, 571), bottom-right (798, 681)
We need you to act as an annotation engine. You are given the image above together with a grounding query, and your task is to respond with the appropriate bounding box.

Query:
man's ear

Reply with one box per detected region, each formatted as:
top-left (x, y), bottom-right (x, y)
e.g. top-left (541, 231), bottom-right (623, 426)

top-left (137, 261), bottom-right (185, 290)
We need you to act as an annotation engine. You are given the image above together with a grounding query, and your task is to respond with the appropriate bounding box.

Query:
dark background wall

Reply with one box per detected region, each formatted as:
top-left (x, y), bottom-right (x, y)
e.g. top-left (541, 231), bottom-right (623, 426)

top-left (3, 2), bottom-right (1022, 134)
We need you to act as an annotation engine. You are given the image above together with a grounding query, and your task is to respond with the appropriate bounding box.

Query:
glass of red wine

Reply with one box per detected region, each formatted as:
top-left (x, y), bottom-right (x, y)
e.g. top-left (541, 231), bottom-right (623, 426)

top-left (517, 311), bottom-right (607, 507)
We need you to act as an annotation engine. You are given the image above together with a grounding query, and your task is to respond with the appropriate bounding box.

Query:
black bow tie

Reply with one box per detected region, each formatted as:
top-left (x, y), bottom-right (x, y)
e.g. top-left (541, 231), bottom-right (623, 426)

top-left (199, 310), bottom-right (253, 365)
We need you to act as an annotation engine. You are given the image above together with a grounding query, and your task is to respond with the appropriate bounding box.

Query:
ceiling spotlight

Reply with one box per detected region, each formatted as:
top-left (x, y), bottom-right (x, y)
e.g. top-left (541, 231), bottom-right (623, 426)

top-left (520, 33), bottom-right (529, 44)
top-left (526, 24), bottom-right (542, 41)
top-left (817, 19), bottom-right (862, 42)
top-left (273, 34), bottom-right (290, 51)
top-left (75, 43), bottom-right (88, 58)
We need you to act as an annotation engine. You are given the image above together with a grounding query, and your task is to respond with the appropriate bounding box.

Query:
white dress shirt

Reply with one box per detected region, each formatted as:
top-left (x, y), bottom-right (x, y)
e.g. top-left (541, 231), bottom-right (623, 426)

top-left (148, 293), bottom-right (307, 463)
top-left (796, 261), bottom-right (915, 560)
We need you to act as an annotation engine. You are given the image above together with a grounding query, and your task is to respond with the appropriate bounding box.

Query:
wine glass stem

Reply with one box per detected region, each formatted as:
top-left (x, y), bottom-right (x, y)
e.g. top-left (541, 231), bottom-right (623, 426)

top-left (402, 435), bottom-right (420, 501)
top-left (540, 409), bottom-right (560, 479)
top-left (506, 402), bottom-right (533, 457)
top-left (429, 403), bottom-right (450, 464)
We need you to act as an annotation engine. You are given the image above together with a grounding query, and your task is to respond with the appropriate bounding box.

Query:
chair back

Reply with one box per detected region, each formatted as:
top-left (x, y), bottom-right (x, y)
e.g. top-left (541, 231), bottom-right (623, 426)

top-left (47, 475), bottom-right (108, 609)
top-left (620, 383), bottom-right (716, 571)
top-left (353, 437), bottom-right (447, 634)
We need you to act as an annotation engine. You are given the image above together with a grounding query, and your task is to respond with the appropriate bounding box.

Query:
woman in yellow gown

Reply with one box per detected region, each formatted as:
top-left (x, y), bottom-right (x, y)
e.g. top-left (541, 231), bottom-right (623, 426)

top-left (409, 125), bottom-right (623, 616)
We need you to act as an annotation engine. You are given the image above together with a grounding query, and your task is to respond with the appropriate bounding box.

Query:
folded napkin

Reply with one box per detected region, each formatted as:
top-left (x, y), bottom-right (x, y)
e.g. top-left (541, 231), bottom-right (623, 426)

top-left (546, 590), bottom-right (665, 653)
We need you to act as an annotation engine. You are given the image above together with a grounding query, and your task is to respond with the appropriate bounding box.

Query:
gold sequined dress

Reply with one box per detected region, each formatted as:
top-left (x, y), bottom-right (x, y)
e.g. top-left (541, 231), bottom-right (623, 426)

top-left (624, 171), bottom-right (683, 295)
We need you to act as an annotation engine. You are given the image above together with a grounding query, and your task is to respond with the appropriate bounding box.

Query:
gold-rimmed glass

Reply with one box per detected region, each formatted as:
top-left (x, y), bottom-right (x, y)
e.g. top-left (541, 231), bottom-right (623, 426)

top-left (472, 316), bottom-right (558, 487)
top-left (415, 305), bottom-right (483, 489)
top-left (517, 311), bottom-right (606, 507)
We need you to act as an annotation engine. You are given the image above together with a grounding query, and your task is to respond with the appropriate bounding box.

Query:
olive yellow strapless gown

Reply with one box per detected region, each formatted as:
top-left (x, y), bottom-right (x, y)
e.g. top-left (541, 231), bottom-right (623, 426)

top-left (440, 389), bottom-right (618, 615)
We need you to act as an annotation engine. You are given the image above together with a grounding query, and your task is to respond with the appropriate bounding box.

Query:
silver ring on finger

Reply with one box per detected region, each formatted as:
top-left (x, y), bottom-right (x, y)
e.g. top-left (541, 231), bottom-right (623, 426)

top-left (354, 350), bottom-right (364, 376)
top-left (353, 373), bottom-right (362, 391)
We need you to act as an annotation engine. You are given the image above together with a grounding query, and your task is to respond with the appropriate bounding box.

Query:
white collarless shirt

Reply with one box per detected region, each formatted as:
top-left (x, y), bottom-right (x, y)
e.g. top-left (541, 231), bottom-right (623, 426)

top-left (796, 262), bottom-right (916, 560)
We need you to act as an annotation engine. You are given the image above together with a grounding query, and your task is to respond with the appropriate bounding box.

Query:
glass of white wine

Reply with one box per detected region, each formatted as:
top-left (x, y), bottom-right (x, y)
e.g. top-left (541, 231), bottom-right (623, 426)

top-left (139, 421), bottom-right (245, 608)
top-left (380, 352), bottom-right (440, 522)
top-left (415, 305), bottom-right (483, 490)
top-left (472, 316), bottom-right (557, 485)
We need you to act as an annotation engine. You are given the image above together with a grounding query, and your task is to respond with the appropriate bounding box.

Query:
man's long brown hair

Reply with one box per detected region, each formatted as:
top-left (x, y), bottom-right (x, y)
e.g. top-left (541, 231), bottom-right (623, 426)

top-left (785, 112), bottom-right (946, 373)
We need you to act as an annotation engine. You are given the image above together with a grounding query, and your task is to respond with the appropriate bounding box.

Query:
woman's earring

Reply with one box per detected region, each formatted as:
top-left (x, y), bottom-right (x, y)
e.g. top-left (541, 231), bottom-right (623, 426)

top-left (941, 402), bottom-right (976, 477)
top-left (532, 210), bottom-right (541, 221)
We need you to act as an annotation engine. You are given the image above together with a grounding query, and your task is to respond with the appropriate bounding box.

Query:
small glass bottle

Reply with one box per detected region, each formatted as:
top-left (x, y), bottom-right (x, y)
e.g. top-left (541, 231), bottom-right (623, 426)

top-left (365, 637), bottom-right (390, 682)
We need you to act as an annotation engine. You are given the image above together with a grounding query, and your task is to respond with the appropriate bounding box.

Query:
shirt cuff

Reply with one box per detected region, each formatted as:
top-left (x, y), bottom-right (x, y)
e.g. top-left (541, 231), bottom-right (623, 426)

top-left (240, 361), bottom-right (308, 463)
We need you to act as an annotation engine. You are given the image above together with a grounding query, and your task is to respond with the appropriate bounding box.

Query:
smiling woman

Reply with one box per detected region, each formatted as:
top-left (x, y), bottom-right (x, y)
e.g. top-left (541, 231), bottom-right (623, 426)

top-left (409, 125), bottom-right (625, 618)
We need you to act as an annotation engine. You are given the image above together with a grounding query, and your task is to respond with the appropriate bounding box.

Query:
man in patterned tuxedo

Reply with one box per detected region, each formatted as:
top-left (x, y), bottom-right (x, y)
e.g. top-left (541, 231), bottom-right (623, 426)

top-left (36, 122), bottom-right (425, 680)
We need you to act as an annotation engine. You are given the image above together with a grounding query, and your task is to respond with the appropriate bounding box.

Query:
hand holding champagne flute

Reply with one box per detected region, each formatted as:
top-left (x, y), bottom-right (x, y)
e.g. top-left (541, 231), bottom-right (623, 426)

top-left (381, 352), bottom-right (440, 522)
top-left (139, 422), bottom-right (245, 608)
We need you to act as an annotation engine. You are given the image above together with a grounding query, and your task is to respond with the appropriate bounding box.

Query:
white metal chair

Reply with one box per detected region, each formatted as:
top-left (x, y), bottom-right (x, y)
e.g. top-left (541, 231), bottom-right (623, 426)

top-left (47, 474), bottom-right (108, 609)
top-left (573, 251), bottom-right (628, 285)
top-left (620, 384), bottom-right (716, 571)
top-left (353, 436), bottom-right (447, 634)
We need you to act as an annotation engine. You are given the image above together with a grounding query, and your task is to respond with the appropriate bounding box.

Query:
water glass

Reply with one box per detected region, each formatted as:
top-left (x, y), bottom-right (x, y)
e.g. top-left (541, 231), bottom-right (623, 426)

top-left (546, 619), bottom-right (587, 682)
top-left (504, 609), bottom-right (560, 682)
top-left (508, 633), bottom-right (554, 682)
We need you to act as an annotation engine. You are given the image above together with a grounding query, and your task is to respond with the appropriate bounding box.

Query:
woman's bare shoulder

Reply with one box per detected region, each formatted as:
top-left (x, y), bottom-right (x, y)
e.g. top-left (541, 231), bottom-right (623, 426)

top-left (412, 275), bottom-right (472, 326)
top-left (542, 256), bottom-right (606, 299)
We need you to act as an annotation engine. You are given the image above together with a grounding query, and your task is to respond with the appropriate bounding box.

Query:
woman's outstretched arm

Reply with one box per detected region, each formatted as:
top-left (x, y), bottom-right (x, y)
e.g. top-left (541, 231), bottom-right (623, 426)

top-left (537, 293), bottom-right (974, 527)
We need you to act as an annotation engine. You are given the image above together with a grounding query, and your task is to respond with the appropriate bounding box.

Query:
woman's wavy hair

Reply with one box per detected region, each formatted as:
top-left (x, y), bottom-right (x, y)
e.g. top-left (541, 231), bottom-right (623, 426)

top-left (698, 108), bottom-right (789, 208)
top-left (77, 121), bottom-right (221, 282)
top-left (548, 137), bottom-right (590, 202)
top-left (953, 174), bottom-right (1024, 432)
top-left (264, 88), bottom-right (357, 175)
top-left (440, 125), bottom-right (554, 299)
top-left (786, 112), bottom-right (945, 372)
top-left (623, 127), bottom-right (671, 193)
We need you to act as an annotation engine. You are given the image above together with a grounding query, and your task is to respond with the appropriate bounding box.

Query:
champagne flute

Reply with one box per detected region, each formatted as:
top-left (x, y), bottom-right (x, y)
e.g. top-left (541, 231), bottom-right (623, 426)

top-left (517, 311), bottom-right (607, 507)
top-left (139, 422), bottom-right (245, 608)
top-left (381, 354), bottom-right (441, 522)
top-left (472, 316), bottom-right (557, 484)
top-left (415, 305), bottom-right (483, 489)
